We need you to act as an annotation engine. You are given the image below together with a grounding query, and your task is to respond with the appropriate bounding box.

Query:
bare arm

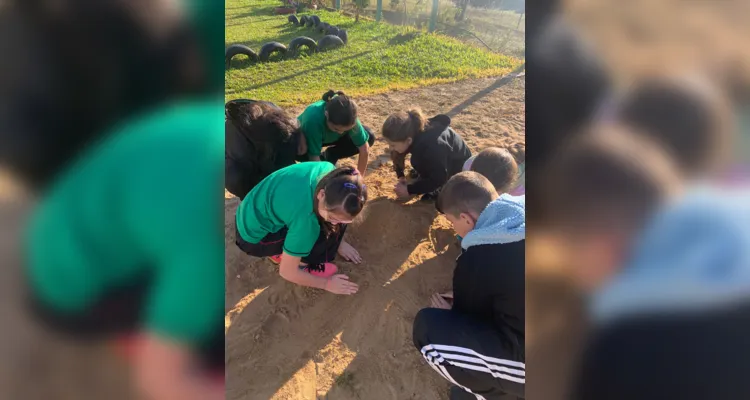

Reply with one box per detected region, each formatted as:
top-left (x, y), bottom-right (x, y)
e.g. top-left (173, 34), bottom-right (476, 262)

top-left (134, 334), bottom-right (224, 400)
top-left (357, 142), bottom-right (370, 176)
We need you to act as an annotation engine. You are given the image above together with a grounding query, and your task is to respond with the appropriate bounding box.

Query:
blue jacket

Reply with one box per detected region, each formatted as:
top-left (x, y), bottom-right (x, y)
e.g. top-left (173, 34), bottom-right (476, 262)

top-left (592, 186), bottom-right (750, 325)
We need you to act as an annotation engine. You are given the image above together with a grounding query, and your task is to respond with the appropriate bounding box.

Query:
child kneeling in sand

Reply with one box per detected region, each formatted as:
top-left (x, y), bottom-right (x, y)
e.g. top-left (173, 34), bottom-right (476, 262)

top-left (413, 172), bottom-right (525, 400)
top-left (235, 163), bottom-right (366, 295)
top-left (383, 109), bottom-right (472, 202)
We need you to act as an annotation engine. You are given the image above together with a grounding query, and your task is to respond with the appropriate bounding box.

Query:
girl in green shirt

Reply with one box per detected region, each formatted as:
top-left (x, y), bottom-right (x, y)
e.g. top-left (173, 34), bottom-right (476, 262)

top-left (297, 90), bottom-right (375, 175)
top-left (235, 163), bottom-right (367, 295)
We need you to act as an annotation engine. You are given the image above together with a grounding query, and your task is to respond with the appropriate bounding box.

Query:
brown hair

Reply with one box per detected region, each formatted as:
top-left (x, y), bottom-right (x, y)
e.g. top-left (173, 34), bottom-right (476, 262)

top-left (544, 124), bottom-right (681, 234)
top-left (616, 74), bottom-right (731, 178)
top-left (382, 108), bottom-right (428, 142)
top-left (313, 166), bottom-right (368, 235)
top-left (437, 172), bottom-right (498, 217)
top-left (471, 147), bottom-right (519, 193)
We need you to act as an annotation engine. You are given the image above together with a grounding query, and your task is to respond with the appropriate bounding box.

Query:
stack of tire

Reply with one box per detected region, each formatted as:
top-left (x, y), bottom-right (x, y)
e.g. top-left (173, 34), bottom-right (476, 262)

top-left (225, 14), bottom-right (349, 70)
top-left (294, 14), bottom-right (348, 48)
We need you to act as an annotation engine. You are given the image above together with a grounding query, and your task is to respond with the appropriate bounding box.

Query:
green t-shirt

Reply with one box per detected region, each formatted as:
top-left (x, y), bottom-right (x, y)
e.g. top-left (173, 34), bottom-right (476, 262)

top-left (236, 162), bottom-right (335, 257)
top-left (25, 99), bottom-right (224, 346)
top-left (297, 100), bottom-right (369, 157)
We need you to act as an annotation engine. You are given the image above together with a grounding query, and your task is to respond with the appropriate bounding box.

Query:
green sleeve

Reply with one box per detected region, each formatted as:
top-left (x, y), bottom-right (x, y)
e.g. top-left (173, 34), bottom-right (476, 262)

top-left (347, 119), bottom-right (369, 148)
top-left (298, 108), bottom-right (324, 157)
top-left (282, 215), bottom-right (320, 257)
top-left (126, 120), bottom-right (224, 345)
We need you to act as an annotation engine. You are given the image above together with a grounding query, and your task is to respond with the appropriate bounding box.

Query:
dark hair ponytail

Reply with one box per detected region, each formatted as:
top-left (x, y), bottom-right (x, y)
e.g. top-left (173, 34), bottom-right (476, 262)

top-left (322, 90), bottom-right (358, 127)
top-left (313, 166), bottom-right (368, 236)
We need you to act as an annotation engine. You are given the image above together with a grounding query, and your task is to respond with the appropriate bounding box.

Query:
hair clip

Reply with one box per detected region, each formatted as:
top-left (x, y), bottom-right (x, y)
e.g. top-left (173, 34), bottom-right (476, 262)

top-left (343, 182), bottom-right (358, 189)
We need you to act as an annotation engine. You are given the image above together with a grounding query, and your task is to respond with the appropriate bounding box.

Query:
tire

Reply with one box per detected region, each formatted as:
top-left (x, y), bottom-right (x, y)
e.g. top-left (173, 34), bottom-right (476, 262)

top-left (311, 15), bottom-right (321, 27)
top-left (318, 22), bottom-right (330, 33)
top-left (299, 15), bottom-right (308, 26)
top-left (225, 44), bottom-right (259, 69)
top-left (259, 41), bottom-right (288, 62)
top-left (288, 15), bottom-right (300, 25)
top-left (326, 25), bottom-right (340, 36)
top-left (337, 29), bottom-right (348, 44)
top-left (318, 35), bottom-right (345, 52)
top-left (288, 36), bottom-right (318, 55)
top-left (305, 16), bottom-right (314, 27)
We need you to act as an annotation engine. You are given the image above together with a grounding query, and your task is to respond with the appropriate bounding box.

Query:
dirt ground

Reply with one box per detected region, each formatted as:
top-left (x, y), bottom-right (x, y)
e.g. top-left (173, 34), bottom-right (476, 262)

top-left (225, 76), bottom-right (525, 400)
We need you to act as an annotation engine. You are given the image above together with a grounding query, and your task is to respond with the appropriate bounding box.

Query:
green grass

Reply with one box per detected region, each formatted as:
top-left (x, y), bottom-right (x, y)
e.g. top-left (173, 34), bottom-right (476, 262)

top-left (226, 0), bottom-right (522, 106)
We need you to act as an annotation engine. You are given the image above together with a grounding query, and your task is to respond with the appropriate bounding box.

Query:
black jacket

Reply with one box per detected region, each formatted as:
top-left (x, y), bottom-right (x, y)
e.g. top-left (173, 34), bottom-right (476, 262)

top-left (573, 304), bottom-right (750, 400)
top-left (395, 115), bottom-right (472, 195)
top-left (224, 99), bottom-right (299, 199)
top-left (454, 240), bottom-right (526, 353)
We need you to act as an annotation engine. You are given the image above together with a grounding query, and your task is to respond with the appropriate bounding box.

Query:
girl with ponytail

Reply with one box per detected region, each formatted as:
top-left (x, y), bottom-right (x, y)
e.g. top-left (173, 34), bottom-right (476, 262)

top-left (382, 107), bottom-right (472, 202)
top-left (235, 162), bottom-right (367, 295)
top-left (297, 90), bottom-right (375, 175)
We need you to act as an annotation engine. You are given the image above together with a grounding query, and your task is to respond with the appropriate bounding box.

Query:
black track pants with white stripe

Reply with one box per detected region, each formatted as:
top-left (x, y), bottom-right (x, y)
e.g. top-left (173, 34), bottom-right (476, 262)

top-left (413, 308), bottom-right (525, 400)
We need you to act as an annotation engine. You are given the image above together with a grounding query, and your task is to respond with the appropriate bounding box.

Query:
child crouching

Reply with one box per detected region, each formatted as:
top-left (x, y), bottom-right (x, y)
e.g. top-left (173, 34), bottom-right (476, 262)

top-left (413, 172), bottom-right (525, 400)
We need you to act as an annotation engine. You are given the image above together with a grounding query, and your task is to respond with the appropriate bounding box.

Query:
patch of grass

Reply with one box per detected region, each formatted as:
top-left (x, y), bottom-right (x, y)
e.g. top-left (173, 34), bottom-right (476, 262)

top-left (226, 0), bottom-right (522, 106)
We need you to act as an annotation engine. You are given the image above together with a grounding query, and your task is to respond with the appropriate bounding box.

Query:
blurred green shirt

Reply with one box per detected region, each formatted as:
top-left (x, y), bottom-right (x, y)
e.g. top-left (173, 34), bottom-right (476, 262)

top-left (297, 100), bottom-right (369, 157)
top-left (25, 99), bottom-right (224, 345)
top-left (235, 162), bottom-right (334, 257)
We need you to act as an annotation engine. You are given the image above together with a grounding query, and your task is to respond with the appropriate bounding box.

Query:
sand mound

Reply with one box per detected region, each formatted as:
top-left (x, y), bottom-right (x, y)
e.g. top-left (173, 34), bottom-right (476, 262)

top-left (225, 164), bottom-right (462, 400)
top-left (226, 77), bottom-right (525, 399)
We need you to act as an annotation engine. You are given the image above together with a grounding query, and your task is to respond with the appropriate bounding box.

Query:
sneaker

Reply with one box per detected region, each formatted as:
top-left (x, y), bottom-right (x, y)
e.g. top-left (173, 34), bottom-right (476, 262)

top-left (300, 262), bottom-right (338, 278)
top-left (268, 254), bottom-right (282, 264)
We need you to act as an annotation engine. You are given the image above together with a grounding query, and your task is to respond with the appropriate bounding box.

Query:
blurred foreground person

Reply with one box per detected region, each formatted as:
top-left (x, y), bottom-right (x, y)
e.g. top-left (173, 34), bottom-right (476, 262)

top-left (546, 125), bottom-right (750, 400)
top-left (2, 1), bottom-right (224, 399)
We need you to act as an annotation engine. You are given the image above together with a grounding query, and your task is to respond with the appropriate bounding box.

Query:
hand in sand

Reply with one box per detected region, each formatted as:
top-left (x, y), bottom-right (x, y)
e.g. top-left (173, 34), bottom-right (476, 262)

top-left (431, 293), bottom-right (452, 310)
top-left (338, 240), bottom-right (362, 264)
top-left (325, 274), bottom-right (359, 295)
top-left (394, 182), bottom-right (410, 199)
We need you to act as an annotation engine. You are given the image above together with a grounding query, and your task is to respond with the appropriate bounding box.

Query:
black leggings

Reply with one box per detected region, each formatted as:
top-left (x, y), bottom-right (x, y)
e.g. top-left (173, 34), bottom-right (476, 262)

top-left (300, 126), bottom-right (376, 166)
top-left (235, 224), bottom-right (347, 266)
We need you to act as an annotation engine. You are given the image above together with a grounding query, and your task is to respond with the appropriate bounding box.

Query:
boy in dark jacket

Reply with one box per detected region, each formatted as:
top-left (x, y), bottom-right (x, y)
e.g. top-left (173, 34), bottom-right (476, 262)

top-left (225, 99), bottom-right (305, 199)
top-left (413, 172), bottom-right (525, 400)
top-left (383, 109), bottom-right (472, 201)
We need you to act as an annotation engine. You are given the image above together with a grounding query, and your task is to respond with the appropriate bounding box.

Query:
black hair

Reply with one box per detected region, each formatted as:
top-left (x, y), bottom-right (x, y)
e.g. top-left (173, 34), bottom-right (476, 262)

top-left (322, 90), bottom-right (358, 128)
top-left (313, 166), bottom-right (368, 236)
top-left (0, 1), bottom-right (205, 191)
top-left (234, 102), bottom-right (299, 166)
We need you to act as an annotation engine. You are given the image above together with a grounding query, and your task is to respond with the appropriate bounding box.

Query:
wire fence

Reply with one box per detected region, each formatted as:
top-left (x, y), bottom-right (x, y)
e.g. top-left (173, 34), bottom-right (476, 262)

top-left (351, 0), bottom-right (525, 58)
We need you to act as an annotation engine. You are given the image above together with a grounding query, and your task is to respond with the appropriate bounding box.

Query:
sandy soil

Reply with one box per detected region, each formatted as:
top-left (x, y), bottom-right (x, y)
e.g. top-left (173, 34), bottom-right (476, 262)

top-left (225, 76), bottom-right (525, 400)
